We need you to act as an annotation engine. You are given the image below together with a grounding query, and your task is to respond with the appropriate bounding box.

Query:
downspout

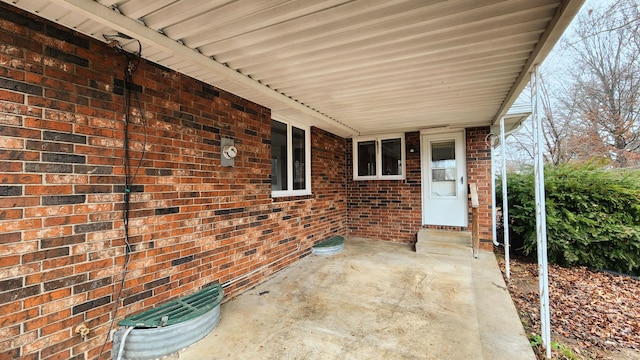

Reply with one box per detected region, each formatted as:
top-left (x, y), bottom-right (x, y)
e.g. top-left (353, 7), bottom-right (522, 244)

top-left (489, 137), bottom-right (500, 247)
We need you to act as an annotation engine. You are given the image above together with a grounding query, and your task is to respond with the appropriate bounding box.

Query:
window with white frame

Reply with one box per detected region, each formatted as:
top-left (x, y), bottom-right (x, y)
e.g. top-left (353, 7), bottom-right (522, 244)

top-left (353, 134), bottom-right (405, 180)
top-left (271, 119), bottom-right (311, 196)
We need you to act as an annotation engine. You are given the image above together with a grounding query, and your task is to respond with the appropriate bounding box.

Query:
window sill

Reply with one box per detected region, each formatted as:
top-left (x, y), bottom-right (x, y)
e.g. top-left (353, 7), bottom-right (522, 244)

top-left (271, 193), bottom-right (313, 202)
top-left (353, 176), bottom-right (405, 181)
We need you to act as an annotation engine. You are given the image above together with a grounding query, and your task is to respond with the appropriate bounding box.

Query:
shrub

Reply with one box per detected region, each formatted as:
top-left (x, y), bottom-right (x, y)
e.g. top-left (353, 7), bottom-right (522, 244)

top-left (497, 163), bottom-right (640, 276)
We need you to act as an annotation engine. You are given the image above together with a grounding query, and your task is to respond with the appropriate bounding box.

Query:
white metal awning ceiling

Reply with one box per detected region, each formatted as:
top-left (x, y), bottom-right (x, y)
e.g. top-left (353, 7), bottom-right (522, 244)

top-left (4, 0), bottom-right (583, 137)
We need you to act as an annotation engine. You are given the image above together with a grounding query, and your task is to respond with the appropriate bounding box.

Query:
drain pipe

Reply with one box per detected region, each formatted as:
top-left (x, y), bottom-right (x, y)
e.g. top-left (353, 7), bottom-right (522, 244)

top-left (500, 116), bottom-right (511, 281)
top-left (115, 326), bottom-right (134, 360)
top-left (488, 133), bottom-right (500, 247)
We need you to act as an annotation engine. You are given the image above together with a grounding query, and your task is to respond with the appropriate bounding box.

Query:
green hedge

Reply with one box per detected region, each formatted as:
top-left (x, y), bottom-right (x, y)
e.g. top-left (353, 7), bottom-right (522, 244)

top-left (498, 163), bottom-right (640, 276)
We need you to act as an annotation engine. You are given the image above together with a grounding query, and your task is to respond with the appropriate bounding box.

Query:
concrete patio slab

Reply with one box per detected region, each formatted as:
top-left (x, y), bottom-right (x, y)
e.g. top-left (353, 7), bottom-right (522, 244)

top-left (171, 237), bottom-right (534, 360)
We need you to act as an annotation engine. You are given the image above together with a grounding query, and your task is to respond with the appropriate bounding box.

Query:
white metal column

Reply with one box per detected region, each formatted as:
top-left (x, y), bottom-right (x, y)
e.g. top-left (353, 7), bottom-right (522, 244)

top-left (532, 65), bottom-right (551, 359)
top-left (491, 144), bottom-right (498, 246)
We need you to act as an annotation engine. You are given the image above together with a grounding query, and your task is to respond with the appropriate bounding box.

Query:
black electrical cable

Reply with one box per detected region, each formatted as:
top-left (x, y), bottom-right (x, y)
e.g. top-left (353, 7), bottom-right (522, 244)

top-left (98, 35), bottom-right (144, 359)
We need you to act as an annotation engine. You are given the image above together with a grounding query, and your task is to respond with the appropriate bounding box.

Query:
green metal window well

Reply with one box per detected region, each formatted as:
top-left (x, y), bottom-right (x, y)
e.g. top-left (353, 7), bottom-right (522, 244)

top-left (313, 235), bottom-right (345, 248)
top-left (118, 284), bottom-right (224, 328)
top-left (312, 235), bottom-right (345, 255)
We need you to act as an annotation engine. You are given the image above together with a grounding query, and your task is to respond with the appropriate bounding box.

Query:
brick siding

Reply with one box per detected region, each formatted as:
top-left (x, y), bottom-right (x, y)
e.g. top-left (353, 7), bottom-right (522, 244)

top-left (0, 4), bottom-right (345, 359)
top-left (346, 129), bottom-right (494, 249)
top-left (465, 126), bottom-right (494, 249)
top-left (346, 132), bottom-right (423, 243)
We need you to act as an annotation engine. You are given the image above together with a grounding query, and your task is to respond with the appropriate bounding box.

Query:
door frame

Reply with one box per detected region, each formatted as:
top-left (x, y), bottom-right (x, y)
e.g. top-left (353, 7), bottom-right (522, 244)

top-left (420, 129), bottom-right (468, 227)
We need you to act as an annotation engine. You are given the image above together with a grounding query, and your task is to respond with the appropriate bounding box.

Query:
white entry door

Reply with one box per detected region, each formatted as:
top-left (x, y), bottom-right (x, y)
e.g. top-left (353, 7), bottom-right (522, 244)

top-left (422, 131), bottom-right (467, 227)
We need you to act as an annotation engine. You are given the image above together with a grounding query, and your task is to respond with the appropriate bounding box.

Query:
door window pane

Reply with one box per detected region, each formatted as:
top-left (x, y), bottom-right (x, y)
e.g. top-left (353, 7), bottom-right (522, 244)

top-left (271, 120), bottom-right (288, 191)
top-left (431, 140), bottom-right (456, 197)
top-left (292, 126), bottom-right (306, 190)
top-left (381, 138), bottom-right (402, 176)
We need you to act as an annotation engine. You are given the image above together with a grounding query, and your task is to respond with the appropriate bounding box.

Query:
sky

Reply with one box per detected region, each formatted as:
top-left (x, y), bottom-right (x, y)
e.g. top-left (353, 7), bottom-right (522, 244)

top-left (501, 0), bottom-right (623, 167)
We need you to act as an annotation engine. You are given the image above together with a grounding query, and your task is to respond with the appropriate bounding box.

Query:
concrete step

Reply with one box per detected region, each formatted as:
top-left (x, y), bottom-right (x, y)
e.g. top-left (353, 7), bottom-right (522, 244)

top-left (417, 229), bottom-right (472, 245)
top-left (415, 229), bottom-right (472, 257)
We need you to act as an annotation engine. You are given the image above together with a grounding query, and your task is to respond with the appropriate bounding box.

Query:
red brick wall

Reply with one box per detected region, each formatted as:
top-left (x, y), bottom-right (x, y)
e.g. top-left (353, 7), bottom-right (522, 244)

top-left (465, 127), bottom-right (494, 249)
top-left (346, 129), bottom-right (494, 248)
top-left (0, 5), bottom-right (345, 360)
top-left (346, 132), bottom-right (423, 243)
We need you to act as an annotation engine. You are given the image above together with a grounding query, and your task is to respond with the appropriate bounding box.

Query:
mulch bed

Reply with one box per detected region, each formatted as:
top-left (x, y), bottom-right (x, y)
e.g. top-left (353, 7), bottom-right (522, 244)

top-left (497, 254), bottom-right (640, 359)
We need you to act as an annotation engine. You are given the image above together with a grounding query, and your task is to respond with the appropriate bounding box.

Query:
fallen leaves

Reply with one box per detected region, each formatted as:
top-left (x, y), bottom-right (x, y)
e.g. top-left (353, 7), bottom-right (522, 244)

top-left (498, 256), bottom-right (640, 359)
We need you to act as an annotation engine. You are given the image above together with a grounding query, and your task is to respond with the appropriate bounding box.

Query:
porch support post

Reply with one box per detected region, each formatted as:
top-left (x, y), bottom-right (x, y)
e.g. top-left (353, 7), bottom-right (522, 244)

top-left (499, 116), bottom-right (510, 281)
top-left (531, 65), bottom-right (551, 359)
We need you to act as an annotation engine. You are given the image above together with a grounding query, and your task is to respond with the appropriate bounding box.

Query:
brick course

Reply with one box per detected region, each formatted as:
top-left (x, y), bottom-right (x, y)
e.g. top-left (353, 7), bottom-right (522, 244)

top-left (0, 4), bottom-right (346, 359)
